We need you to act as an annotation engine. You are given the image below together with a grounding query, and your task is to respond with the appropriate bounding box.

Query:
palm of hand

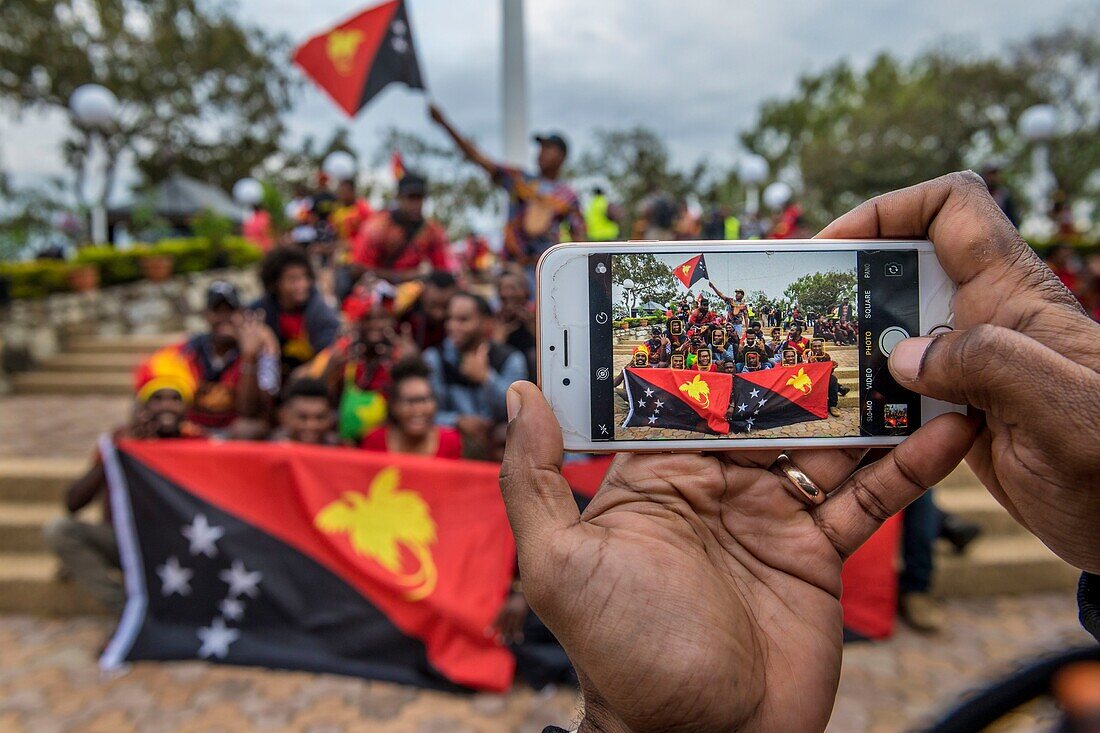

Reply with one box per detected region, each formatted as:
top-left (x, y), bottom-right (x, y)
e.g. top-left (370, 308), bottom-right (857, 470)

top-left (533, 454), bottom-right (843, 733)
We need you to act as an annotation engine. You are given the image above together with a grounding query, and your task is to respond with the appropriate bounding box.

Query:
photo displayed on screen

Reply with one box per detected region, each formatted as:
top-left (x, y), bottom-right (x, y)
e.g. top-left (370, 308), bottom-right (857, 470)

top-left (598, 249), bottom-right (920, 441)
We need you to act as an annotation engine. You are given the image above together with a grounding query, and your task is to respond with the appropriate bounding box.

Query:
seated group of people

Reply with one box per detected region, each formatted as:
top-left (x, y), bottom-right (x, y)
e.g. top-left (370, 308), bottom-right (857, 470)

top-left (624, 291), bottom-right (851, 416)
top-left (45, 244), bottom-right (538, 620)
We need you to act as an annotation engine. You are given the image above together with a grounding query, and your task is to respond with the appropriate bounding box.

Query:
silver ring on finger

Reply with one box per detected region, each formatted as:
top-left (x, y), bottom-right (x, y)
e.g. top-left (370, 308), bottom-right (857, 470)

top-left (770, 453), bottom-right (827, 506)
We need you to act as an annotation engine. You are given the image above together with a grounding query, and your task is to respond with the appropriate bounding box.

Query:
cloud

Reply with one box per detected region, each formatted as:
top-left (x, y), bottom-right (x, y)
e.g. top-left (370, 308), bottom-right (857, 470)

top-left (0, 0), bottom-right (1081, 189)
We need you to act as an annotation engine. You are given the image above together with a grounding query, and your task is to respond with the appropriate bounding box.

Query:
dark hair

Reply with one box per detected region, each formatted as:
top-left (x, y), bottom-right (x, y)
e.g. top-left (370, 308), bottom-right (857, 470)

top-left (388, 359), bottom-right (435, 420)
top-left (260, 247), bottom-right (314, 295)
top-left (282, 377), bottom-right (330, 404)
top-left (425, 270), bottom-right (457, 290)
top-left (450, 291), bottom-right (492, 318)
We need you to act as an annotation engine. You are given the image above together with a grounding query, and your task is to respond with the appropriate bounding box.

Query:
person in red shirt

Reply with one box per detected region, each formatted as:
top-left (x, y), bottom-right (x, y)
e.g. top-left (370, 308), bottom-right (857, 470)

top-left (784, 325), bottom-right (811, 356)
top-left (361, 358), bottom-right (462, 459)
top-left (350, 174), bottom-right (453, 283)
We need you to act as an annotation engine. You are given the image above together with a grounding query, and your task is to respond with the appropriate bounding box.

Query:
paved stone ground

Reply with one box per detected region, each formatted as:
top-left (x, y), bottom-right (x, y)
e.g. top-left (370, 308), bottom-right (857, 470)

top-left (0, 593), bottom-right (1089, 733)
top-left (0, 395), bottom-right (131, 459)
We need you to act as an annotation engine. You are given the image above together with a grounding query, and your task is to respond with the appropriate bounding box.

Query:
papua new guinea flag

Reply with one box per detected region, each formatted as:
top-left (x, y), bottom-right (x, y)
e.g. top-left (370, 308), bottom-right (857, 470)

top-left (728, 361), bottom-right (834, 433)
top-left (621, 367), bottom-right (732, 434)
top-left (672, 254), bottom-right (709, 289)
top-left (292, 1), bottom-right (425, 117)
top-left (99, 438), bottom-right (515, 692)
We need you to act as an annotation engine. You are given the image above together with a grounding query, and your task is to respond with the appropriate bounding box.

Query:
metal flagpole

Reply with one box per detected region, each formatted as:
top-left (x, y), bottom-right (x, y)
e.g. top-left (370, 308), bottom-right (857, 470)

top-left (501, 0), bottom-right (528, 167)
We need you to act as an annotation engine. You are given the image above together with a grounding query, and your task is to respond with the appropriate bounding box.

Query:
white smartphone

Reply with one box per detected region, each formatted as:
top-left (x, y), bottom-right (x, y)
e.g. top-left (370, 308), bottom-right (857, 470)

top-left (536, 239), bottom-right (963, 452)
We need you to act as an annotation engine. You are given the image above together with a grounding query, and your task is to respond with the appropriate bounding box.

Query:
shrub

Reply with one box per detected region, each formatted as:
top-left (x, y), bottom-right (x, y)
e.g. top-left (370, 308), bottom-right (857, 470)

top-left (1, 237), bottom-right (263, 299)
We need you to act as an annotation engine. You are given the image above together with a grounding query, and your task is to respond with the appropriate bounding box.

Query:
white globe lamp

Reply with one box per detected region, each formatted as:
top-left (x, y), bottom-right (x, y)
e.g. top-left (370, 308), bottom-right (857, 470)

top-left (232, 178), bottom-right (264, 207)
top-left (69, 84), bottom-right (119, 129)
top-left (1018, 104), bottom-right (1057, 142)
top-left (763, 182), bottom-right (793, 211)
top-left (322, 151), bottom-right (357, 181)
top-left (738, 154), bottom-right (769, 185)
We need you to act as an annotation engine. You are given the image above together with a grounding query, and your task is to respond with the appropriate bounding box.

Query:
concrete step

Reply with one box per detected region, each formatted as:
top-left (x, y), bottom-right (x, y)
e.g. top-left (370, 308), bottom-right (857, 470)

top-left (38, 352), bottom-right (145, 373)
top-left (933, 534), bottom-right (1079, 597)
top-left (0, 502), bottom-right (62, 553)
top-left (935, 486), bottom-right (1026, 537)
top-left (0, 458), bottom-right (86, 502)
top-left (65, 333), bottom-right (183, 354)
top-left (12, 370), bottom-right (133, 395)
top-left (0, 552), bottom-right (109, 616)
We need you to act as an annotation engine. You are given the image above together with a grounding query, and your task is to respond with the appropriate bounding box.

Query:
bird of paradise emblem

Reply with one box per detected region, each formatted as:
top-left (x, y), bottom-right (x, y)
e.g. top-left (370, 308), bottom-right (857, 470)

top-left (786, 367), bottom-right (813, 394)
top-left (315, 468), bottom-right (438, 601)
top-left (682, 264), bottom-right (691, 275)
top-left (327, 29), bottom-right (364, 75)
top-left (678, 374), bottom-right (711, 409)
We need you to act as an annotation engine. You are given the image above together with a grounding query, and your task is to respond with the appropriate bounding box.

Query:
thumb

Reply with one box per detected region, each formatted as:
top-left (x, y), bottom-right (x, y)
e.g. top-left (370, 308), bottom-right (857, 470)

top-left (499, 382), bottom-right (581, 561)
top-left (887, 325), bottom-right (1060, 418)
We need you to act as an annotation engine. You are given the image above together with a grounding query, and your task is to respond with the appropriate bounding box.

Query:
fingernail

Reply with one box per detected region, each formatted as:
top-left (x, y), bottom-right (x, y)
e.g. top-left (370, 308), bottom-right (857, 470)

top-left (889, 337), bottom-right (933, 382)
top-left (506, 387), bottom-right (522, 422)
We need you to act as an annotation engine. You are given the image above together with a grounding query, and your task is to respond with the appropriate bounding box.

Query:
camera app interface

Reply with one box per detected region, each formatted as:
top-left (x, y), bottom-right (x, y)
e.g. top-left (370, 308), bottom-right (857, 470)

top-left (587, 250), bottom-right (921, 442)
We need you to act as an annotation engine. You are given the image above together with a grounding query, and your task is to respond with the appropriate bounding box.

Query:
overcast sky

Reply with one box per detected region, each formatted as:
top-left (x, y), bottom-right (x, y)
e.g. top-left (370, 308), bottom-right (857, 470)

top-left (0, 0), bottom-right (1086, 189)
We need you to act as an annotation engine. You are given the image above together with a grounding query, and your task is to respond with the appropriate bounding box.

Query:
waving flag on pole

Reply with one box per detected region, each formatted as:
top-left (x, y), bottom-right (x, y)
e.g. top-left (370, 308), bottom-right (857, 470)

top-left (672, 254), bottom-right (709, 289)
top-left (292, 1), bottom-right (426, 117)
top-left (728, 361), bottom-right (834, 433)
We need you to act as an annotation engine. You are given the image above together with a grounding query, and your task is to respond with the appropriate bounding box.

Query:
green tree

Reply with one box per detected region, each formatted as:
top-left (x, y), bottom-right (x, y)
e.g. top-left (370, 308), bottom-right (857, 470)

top-left (576, 127), bottom-right (706, 232)
top-left (783, 270), bottom-right (856, 314)
top-left (741, 51), bottom-right (1044, 224)
top-left (0, 0), bottom-right (294, 195)
top-left (612, 253), bottom-right (678, 315)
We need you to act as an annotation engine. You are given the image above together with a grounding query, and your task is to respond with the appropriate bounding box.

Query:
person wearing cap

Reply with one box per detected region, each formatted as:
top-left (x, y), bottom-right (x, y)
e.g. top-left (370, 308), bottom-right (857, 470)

top-left (428, 104), bottom-right (586, 272)
top-left (43, 368), bottom-right (203, 613)
top-left (349, 172), bottom-right (453, 283)
top-left (132, 282), bottom-right (279, 433)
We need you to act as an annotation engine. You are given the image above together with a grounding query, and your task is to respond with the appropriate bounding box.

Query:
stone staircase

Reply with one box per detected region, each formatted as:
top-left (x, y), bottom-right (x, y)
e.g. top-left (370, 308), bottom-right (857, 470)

top-left (10, 333), bottom-right (183, 396)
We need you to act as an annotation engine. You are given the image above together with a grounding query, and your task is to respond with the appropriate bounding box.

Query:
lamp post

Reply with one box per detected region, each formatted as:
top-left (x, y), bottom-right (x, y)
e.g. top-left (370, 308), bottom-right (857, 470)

top-left (1018, 104), bottom-right (1058, 238)
top-left (738, 154), bottom-right (769, 216)
top-left (69, 84), bottom-right (119, 244)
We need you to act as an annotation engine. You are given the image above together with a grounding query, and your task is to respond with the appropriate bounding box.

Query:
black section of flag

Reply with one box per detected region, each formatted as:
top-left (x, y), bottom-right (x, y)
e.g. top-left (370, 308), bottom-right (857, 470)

top-left (728, 381), bottom-right (820, 433)
top-left (621, 369), bottom-right (719, 435)
top-left (693, 255), bottom-right (709, 283)
top-left (111, 452), bottom-right (460, 691)
top-left (360, 0), bottom-right (425, 110)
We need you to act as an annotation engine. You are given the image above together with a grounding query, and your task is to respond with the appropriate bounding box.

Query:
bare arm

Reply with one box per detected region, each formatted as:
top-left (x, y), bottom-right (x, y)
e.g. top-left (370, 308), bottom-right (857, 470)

top-left (708, 282), bottom-right (730, 302)
top-left (428, 104), bottom-right (496, 176)
top-left (65, 463), bottom-right (106, 514)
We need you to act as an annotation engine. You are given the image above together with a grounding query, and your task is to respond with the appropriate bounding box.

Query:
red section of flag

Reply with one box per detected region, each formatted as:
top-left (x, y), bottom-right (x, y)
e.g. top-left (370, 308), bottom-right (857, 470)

top-left (292, 1), bottom-right (399, 116)
top-left (391, 150), bottom-right (406, 180)
top-left (672, 254), bottom-right (703, 289)
top-left (118, 439), bottom-right (515, 691)
top-left (625, 367), bottom-right (732, 433)
top-left (736, 361), bottom-right (833, 419)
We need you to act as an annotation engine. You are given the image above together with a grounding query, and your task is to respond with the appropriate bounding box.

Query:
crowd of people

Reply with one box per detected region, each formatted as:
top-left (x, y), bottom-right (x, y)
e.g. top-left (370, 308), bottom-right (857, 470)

top-left (621, 287), bottom-right (855, 417)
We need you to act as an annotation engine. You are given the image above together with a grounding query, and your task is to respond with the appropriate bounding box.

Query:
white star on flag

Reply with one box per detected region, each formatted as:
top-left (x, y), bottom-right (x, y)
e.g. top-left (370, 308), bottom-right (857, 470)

top-left (219, 597), bottom-right (245, 622)
top-left (737, 403), bottom-right (748, 413)
top-left (644, 388), bottom-right (655, 397)
top-left (157, 556), bottom-right (193, 597)
top-left (197, 617), bottom-right (240, 659)
top-left (758, 397), bottom-right (769, 407)
top-left (220, 560), bottom-right (262, 599)
top-left (638, 399), bottom-right (647, 408)
top-left (749, 388), bottom-right (761, 399)
top-left (391, 36), bottom-right (409, 53)
top-left (648, 414), bottom-right (659, 424)
top-left (655, 400), bottom-right (664, 408)
top-left (182, 514), bottom-right (224, 558)
top-left (745, 417), bottom-right (755, 431)
top-left (391, 18), bottom-right (407, 35)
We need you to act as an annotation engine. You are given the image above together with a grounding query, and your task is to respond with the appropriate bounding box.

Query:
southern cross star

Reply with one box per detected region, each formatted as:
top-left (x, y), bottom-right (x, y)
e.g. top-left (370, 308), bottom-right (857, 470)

top-left (219, 560), bottom-right (262, 599)
top-left (157, 556), bottom-right (193, 597)
top-left (197, 617), bottom-right (240, 659)
top-left (182, 514), bottom-right (224, 558)
top-left (219, 597), bottom-right (245, 622)
top-left (644, 388), bottom-right (655, 397)
top-left (749, 388), bottom-right (761, 399)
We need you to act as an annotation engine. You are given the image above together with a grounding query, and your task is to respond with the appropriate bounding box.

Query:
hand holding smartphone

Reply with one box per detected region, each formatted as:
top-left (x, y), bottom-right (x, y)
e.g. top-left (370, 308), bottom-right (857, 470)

top-left (536, 239), bottom-right (963, 451)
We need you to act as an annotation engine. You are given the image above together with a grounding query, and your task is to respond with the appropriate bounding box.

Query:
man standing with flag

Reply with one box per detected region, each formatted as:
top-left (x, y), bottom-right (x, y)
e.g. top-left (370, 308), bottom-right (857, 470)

top-left (428, 105), bottom-right (586, 275)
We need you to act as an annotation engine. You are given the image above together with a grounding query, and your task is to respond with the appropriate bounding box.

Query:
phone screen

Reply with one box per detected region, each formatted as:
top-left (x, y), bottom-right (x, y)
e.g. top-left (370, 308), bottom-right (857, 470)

top-left (587, 249), bottom-right (922, 443)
